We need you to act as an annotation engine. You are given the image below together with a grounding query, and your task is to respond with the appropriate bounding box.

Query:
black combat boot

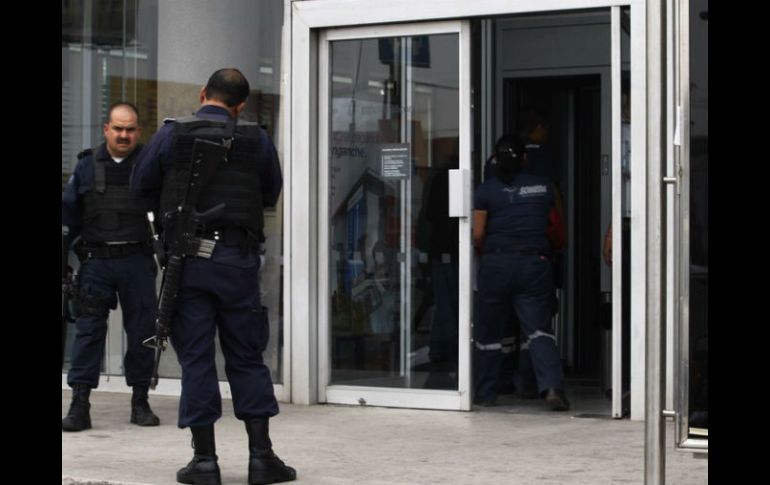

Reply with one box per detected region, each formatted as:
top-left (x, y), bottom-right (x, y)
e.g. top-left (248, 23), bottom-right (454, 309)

top-left (62, 383), bottom-right (92, 432)
top-left (245, 417), bottom-right (297, 484)
top-left (130, 385), bottom-right (160, 426)
top-left (176, 424), bottom-right (221, 485)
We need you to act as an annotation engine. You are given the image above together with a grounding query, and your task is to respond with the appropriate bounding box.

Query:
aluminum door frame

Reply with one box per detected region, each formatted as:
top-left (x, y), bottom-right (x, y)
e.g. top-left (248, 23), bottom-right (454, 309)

top-left (673, 0), bottom-right (708, 453)
top-left (317, 21), bottom-right (472, 411)
top-left (289, 0), bottom-right (646, 419)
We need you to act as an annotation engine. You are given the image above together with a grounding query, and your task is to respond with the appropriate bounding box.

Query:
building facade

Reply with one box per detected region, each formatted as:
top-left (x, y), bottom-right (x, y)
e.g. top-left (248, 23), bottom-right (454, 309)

top-left (62, 0), bottom-right (707, 454)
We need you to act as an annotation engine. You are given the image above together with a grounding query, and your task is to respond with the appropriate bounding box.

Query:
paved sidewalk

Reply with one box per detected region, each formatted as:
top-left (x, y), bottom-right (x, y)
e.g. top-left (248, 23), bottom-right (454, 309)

top-left (62, 390), bottom-right (707, 485)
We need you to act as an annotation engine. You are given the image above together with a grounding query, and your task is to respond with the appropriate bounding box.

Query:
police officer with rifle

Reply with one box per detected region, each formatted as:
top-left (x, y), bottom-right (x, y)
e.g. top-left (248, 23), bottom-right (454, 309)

top-left (131, 68), bottom-right (295, 485)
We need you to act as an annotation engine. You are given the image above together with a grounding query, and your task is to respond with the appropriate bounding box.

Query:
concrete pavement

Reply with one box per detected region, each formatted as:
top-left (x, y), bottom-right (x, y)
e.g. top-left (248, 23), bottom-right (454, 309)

top-left (62, 390), bottom-right (707, 485)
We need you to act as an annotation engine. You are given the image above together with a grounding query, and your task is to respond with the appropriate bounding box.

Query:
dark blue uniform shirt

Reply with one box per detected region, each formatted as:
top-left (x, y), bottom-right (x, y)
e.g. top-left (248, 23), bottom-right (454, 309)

top-left (523, 143), bottom-right (557, 184)
top-left (130, 105), bottom-right (282, 208)
top-left (474, 172), bottom-right (553, 254)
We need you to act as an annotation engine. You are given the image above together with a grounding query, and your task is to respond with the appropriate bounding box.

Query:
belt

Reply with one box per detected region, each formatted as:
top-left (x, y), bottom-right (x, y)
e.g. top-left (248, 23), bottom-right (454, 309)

top-left (486, 248), bottom-right (542, 255)
top-left (79, 241), bottom-right (152, 259)
top-left (197, 227), bottom-right (260, 252)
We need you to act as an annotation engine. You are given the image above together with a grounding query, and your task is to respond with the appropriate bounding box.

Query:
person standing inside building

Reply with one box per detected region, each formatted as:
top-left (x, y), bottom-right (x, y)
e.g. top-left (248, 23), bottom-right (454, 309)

top-left (61, 102), bottom-right (161, 432)
top-left (482, 134), bottom-right (564, 401)
top-left (417, 162), bottom-right (459, 389)
top-left (131, 68), bottom-right (296, 485)
top-left (473, 135), bottom-right (569, 411)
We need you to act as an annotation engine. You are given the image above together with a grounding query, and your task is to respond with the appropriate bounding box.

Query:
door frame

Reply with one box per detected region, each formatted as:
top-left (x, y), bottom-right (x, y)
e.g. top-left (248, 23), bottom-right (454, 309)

top-left (317, 20), bottom-right (472, 410)
top-left (288, 0), bottom-right (647, 419)
top-left (673, 0), bottom-right (708, 452)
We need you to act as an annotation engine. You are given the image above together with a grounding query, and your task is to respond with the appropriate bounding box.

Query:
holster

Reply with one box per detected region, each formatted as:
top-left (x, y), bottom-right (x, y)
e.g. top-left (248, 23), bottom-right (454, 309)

top-left (75, 286), bottom-right (118, 317)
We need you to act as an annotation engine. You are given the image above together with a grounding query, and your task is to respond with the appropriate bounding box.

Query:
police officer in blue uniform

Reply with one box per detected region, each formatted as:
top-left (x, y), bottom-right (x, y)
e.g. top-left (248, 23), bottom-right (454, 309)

top-left (61, 102), bottom-right (161, 431)
top-left (473, 135), bottom-right (569, 411)
top-left (131, 68), bottom-right (295, 485)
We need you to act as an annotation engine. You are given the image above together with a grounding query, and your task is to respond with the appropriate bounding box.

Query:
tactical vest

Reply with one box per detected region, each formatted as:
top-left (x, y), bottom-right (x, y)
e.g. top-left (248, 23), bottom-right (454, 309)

top-left (159, 116), bottom-right (264, 237)
top-left (81, 150), bottom-right (156, 243)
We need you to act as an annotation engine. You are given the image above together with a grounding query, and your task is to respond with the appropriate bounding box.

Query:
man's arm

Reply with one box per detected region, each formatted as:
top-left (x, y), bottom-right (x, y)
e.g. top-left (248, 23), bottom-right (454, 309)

top-left (131, 124), bottom-right (174, 194)
top-left (256, 129), bottom-right (283, 207)
top-left (473, 210), bottom-right (488, 250)
top-left (62, 160), bottom-right (83, 242)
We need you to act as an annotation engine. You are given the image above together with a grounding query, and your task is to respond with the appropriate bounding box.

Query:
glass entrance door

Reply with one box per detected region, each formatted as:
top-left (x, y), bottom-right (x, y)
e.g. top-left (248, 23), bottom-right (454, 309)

top-left (318, 21), bottom-right (472, 410)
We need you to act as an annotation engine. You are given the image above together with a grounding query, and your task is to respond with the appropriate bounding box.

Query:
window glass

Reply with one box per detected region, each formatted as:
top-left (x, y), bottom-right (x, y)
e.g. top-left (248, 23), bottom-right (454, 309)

top-left (62, 0), bottom-right (286, 383)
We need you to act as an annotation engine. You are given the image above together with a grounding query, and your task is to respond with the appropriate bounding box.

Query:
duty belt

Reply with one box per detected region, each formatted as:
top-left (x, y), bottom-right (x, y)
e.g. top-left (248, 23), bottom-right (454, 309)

top-left (78, 242), bottom-right (152, 260)
top-left (197, 227), bottom-right (261, 253)
top-left (486, 248), bottom-right (543, 256)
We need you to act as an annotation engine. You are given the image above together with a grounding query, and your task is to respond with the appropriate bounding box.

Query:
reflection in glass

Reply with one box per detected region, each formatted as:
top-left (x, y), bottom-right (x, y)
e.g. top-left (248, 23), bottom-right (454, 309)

top-left (61, 0), bottom-right (286, 384)
top-left (328, 35), bottom-right (459, 389)
top-left (688, 0), bottom-right (708, 434)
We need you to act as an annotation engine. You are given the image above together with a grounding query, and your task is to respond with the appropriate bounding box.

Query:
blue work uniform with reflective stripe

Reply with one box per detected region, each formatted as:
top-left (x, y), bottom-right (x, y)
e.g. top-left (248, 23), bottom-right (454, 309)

top-left (130, 105), bottom-right (283, 428)
top-left (473, 172), bottom-right (565, 402)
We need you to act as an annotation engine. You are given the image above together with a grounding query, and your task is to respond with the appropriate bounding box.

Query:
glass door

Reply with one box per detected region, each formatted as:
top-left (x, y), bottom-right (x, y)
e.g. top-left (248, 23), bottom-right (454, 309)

top-left (318, 21), bottom-right (472, 410)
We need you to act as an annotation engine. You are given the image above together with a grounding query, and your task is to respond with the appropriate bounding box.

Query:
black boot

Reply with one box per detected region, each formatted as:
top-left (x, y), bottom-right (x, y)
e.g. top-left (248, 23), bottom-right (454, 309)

top-left (245, 418), bottom-right (297, 484)
top-left (62, 383), bottom-right (92, 432)
top-left (176, 425), bottom-right (221, 485)
top-left (130, 386), bottom-right (160, 426)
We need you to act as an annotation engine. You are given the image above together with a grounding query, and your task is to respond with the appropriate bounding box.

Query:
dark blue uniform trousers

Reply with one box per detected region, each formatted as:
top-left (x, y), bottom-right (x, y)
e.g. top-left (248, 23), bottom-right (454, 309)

top-left (429, 260), bottom-right (459, 363)
top-left (67, 253), bottom-right (157, 388)
top-left (474, 253), bottom-right (564, 401)
top-left (172, 249), bottom-right (278, 429)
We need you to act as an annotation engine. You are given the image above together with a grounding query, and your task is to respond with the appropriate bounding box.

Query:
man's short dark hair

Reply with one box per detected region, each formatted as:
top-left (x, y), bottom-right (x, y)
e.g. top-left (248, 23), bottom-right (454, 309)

top-left (204, 68), bottom-right (250, 107)
top-left (495, 133), bottom-right (526, 159)
top-left (106, 102), bottom-right (139, 123)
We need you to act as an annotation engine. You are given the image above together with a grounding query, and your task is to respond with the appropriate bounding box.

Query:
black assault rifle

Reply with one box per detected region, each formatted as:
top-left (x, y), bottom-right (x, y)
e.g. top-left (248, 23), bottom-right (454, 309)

top-left (142, 138), bottom-right (229, 389)
top-left (62, 226), bottom-right (77, 368)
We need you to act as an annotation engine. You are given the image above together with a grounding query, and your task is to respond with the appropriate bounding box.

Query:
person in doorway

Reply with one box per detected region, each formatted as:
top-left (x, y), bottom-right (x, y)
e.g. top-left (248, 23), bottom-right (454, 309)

top-left (61, 102), bottom-right (161, 432)
top-left (520, 110), bottom-right (558, 184)
top-left (130, 68), bottom-right (296, 485)
top-left (473, 135), bottom-right (569, 411)
top-left (483, 135), bottom-right (565, 401)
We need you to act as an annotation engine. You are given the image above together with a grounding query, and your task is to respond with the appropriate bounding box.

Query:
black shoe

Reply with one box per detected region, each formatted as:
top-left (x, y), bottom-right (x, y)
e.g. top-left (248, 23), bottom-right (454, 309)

top-left (249, 451), bottom-right (297, 484)
top-left (544, 388), bottom-right (570, 411)
top-left (176, 455), bottom-right (221, 485)
top-left (245, 418), bottom-right (297, 484)
top-left (62, 384), bottom-right (92, 432)
top-left (130, 386), bottom-right (160, 426)
top-left (178, 425), bottom-right (221, 484)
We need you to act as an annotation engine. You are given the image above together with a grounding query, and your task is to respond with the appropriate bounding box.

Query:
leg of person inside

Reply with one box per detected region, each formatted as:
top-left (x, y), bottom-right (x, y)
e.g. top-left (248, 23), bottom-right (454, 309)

top-left (425, 259), bottom-right (459, 390)
top-left (473, 254), bottom-right (515, 406)
top-left (514, 288), bottom-right (557, 399)
top-left (116, 253), bottom-right (159, 426)
top-left (513, 254), bottom-right (570, 411)
top-left (496, 312), bottom-right (517, 395)
top-left (63, 258), bottom-right (116, 431)
top-left (514, 339), bottom-right (540, 399)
